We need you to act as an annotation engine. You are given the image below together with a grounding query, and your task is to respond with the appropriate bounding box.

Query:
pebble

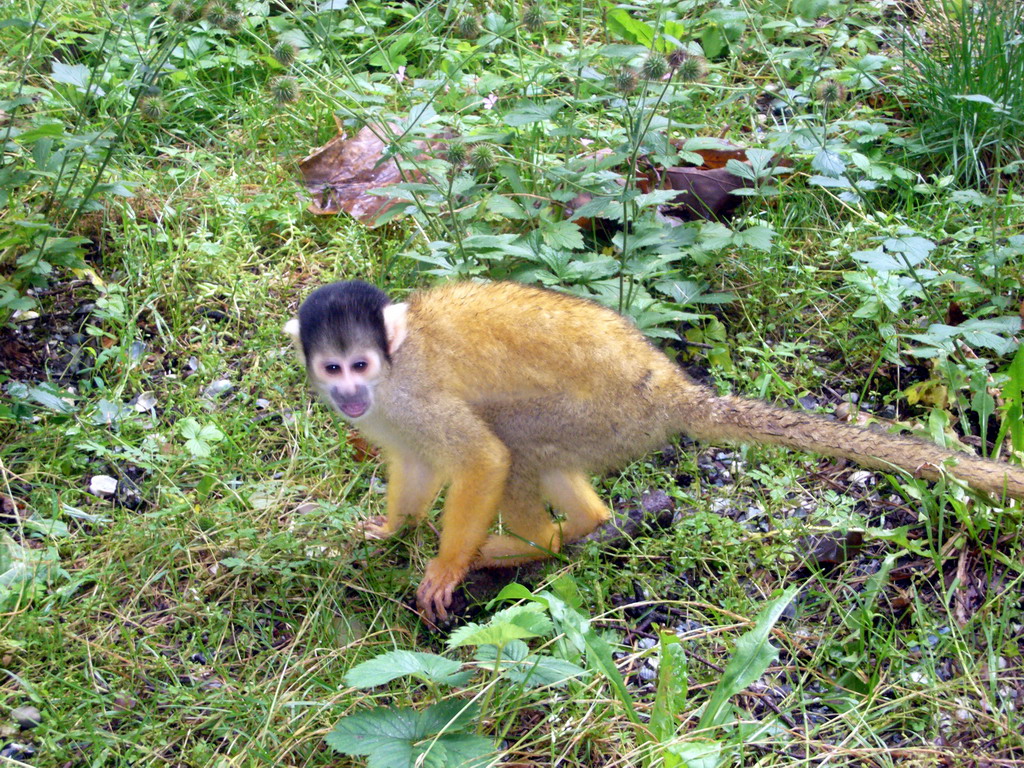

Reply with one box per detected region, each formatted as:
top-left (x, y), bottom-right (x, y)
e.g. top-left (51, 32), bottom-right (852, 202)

top-left (11, 705), bottom-right (41, 730)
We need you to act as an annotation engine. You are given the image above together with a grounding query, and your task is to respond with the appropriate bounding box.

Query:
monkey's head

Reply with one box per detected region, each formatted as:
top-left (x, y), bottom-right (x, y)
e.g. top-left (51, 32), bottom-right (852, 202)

top-left (285, 281), bottom-right (408, 420)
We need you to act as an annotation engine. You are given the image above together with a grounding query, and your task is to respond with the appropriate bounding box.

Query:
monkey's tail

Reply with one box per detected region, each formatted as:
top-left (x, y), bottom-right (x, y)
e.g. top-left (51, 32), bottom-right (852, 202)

top-left (686, 395), bottom-right (1024, 502)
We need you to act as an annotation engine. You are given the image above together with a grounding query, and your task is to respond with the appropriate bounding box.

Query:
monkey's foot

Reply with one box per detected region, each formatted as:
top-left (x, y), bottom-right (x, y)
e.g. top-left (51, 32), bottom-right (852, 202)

top-left (417, 558), bottom-right (468, 623)
top-left (359, 516), bottom-right (397, 540)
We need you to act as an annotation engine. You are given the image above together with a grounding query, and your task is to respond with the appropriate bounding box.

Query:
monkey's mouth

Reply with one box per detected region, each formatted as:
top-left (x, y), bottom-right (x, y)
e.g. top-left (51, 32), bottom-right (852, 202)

top-left (338, 401), bottom-right (368, 419)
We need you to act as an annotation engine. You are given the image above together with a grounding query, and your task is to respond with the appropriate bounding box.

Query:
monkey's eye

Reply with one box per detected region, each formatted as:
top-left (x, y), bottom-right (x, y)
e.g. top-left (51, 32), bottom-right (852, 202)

top-left (324, 363), bottom-right (342, 375)
top-left (352, 360), bottom-right (368, 372)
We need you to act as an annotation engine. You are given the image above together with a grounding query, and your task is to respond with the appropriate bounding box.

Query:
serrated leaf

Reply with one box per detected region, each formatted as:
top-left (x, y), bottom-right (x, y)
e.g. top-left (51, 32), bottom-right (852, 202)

top-left (882, 235), bottom-right (935, 264)
top-left (540, 220), bottom-right (585, 251)
top-left (635, 189), bottom-right (686, 209)
top-left (345, 650), bottom-right (469, 688)
top-left (733, 225), bottom-right (774, 251)
top-left (569, 196), bottom-right (612, 221)
top-left (448, 604), bottom-right (553, 648)
top-left (503, 101), bottom-right (562, 127)
top-left (461, 234), bottom-right (533, 258)
top-left (474, 642), bottom-right (587, 688)
top-left (808, 174), bottom-right (852, 189)
top-left (851, 248), bottom-right (906, 272)
top-left (325, 701), bottom-right (493, 768)
top-left (811, 149), bottom-right (846, 177)
top-left (484, 195), bottom-right (529, 219)
top-left (26, 384), bottom-right (76, 414)
top-left (197, 423), bottom-right (224, 443)
top-left (51, 61), bottom-right (91, 89)
top-left (724, 158), bottom-right (757, 182)
top-left (184, 438), bottom-right (212, 458)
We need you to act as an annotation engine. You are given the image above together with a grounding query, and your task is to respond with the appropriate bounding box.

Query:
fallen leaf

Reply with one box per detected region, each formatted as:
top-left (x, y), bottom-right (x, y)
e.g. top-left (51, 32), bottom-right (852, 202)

top-left (347, 430), bottom-right (379, 461)
top-left (659, 166), bottom-right (752, 221)
top-left (299, 124), bottom-right (426, 223)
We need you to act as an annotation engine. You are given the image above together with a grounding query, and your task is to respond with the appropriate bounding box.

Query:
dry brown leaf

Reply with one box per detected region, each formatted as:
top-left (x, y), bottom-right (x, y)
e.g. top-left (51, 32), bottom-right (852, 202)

top-left (299, 124), bottom-right (426, 224)
top-left (660, 166), bottom-right (752, 221)
top-left (346, 429), bottom-right (379, 462)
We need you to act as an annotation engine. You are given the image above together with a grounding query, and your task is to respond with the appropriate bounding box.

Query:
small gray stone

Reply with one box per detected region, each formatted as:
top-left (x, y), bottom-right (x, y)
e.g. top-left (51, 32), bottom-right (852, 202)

top-left (11, 705), bottom-right (41, 730)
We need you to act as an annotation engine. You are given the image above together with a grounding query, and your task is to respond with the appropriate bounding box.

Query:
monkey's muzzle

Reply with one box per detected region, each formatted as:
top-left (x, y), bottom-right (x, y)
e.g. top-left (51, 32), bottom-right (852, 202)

top-left (331, 388), bottom-right (370, 419)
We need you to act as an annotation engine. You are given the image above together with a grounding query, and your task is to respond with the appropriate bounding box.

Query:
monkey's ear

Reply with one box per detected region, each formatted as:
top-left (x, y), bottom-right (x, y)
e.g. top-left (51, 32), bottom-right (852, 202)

top-left (283, 318), bottom-right (306, 364)
top-left (383, 302), bottom-right (409, 355)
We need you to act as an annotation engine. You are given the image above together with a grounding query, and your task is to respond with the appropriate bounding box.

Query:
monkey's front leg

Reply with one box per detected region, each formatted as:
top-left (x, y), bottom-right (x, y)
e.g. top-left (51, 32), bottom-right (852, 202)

top-left (417, 449), bottom-right (509, 622)
top-left (361, 452), bottom-right (441, 540)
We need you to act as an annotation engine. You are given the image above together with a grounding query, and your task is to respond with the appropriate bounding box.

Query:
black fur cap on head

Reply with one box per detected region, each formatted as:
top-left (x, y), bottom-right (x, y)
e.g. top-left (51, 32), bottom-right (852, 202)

top-left (298, 280), bottom-right (391, 363)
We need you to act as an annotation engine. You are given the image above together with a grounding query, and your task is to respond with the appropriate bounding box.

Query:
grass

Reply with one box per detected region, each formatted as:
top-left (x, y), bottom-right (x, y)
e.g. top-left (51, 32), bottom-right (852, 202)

top-left (2, 0), bottom-right (1024, 765)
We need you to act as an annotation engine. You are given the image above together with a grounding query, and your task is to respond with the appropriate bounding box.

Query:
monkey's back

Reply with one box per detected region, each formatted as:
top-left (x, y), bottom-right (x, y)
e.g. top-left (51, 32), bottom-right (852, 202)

top-left (396, 282), bottom-right (690, 472)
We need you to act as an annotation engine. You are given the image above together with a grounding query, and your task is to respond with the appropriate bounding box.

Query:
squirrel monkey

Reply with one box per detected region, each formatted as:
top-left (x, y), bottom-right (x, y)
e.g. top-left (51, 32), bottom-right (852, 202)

top-left (286, 280), bottom-right (1024, 621)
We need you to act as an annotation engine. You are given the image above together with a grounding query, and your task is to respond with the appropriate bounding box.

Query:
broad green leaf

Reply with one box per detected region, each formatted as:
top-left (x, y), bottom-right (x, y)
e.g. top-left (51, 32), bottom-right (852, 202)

top-left (882, 235), bottom-right (935, 264)
top-left (461, 234), bottom-right (534, 258)
top-left (665, 740), bottom-right (722, 768)
top-left (448, 604), bottom-right (552, 648)
top-left (485, 195), bottom-right (529, 219)
top-left (197, 423), bottom-right (224, 443)
top-left (13, 122), bottom-right (65, 144)
top-left (540, 220), bottom-right (585, 251)
top-left (811, 149), bottom-right (845, 177)
top-left (26, 384), bottom-right (76, 414)
top-left (701, 24), bottom-right (727, 59)
top-left (502, 101), bottom-right (562, 127)
top-left (569, 196), bottom-right (613, 221)
top-left (51, 61), bottom-right (91, 89)
top-left (808, 174), bottom-right (852, 189)
top-left (851, 248), bottom-right (908, 272)
top-left (22, 516), bottom-right (70, 539)
top-left (345, 651), bottom-right (469, 688)
top-left (474, 642), bottom-right (587, 688)
top-left (698, 586), bottom-right (798, 730)
top-left (724, 158), bottom-right (757, 182)
top-left (325, 701), bottom-right (493, 768)
top-left (651, 633), bottom-right (688, 742)
top-left (605, 8), bottom-right (655, 48)
top-left (732, 225), bottom-right (773, 251)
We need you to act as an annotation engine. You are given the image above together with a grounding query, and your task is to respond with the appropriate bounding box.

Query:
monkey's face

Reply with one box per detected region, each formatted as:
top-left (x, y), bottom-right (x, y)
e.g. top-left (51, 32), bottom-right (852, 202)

top-left (306, 346), bottom-right (385, 420)
top-left (286, 281), bottom-right (409, 423)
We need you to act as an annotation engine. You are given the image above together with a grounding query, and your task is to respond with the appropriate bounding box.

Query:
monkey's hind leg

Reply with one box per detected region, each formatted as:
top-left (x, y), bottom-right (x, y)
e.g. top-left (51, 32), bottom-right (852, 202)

top-left (473, 469), bottom-right (562, 568)
top-left (473, 469), bottom-right (611, 568)
top-left (540, 470), bottom-right (611, 541)
top-left (362, 452), bottom-right (441, 540)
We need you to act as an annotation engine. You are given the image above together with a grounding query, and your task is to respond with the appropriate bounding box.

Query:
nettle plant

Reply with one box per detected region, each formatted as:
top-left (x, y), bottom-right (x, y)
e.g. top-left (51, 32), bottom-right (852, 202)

top-left (314, 2), bottom-right (788, 339)
top-left (0, 1), bottom-right (279, 321)
top-left (327, 596), bottom-right (588, 768)
top-left (327, 580), bottom-right (800, 768)
top-left (843, 229), bottom-right (1024, 456)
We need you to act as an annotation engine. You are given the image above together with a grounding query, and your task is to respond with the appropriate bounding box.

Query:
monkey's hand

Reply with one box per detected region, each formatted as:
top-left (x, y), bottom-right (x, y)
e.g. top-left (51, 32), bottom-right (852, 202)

top-left (417, 558), bottom-right (467, 623)
top-left (359, 516), bottom-right (398, 540)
